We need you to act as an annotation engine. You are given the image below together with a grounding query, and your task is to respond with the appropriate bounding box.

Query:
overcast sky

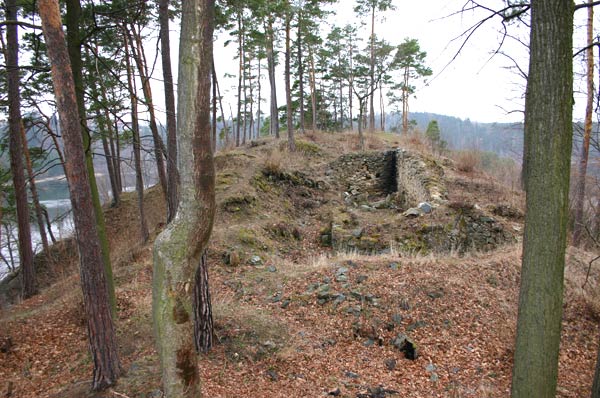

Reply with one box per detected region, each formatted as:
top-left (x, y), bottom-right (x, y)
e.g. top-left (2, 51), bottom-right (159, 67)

top-left (155, 0), bottom-right (596, 126)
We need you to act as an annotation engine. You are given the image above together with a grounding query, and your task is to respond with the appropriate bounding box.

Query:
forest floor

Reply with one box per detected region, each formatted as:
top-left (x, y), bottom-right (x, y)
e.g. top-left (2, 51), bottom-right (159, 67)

top-left (1, 131), bottom-right (599, 398)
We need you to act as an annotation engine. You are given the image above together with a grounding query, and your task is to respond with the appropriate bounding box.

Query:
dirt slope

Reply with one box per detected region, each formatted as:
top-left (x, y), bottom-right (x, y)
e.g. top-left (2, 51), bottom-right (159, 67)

top-left (0, 131), bottom-right (598, 398)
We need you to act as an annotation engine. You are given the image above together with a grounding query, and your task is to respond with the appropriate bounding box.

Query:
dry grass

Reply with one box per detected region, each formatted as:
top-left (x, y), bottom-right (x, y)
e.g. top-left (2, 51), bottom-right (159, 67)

top-left (454, 150), bottom-right (481, 173)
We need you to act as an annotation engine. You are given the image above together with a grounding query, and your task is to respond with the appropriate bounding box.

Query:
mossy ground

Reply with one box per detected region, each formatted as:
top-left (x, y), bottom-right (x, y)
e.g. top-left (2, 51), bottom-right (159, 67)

top-left (0, 131), bottom-right (597, 398)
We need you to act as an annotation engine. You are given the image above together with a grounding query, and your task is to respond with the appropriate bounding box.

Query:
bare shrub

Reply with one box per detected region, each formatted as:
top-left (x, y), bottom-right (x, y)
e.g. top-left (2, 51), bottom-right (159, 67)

top-left (455, 150), bottom-right (481, 173)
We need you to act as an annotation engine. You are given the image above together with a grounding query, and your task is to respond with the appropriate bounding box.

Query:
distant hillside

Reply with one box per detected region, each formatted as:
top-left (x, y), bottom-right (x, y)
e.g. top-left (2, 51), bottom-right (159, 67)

top-left (386, 112), bottom-right (524, 160)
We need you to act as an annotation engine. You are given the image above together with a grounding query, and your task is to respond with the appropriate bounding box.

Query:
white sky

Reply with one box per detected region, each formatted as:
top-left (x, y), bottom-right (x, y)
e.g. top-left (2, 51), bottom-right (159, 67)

top-left (153, 1), bottom-right (597, 125)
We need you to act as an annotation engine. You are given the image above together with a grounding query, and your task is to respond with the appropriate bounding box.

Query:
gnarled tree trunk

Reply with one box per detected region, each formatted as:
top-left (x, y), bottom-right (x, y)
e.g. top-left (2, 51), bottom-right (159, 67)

top-left (6, 0), bottom-right (36, 298)
top-left (153, 0), bottom-right (216, 396)
top-left (38, 0), bottom-right (121, 390)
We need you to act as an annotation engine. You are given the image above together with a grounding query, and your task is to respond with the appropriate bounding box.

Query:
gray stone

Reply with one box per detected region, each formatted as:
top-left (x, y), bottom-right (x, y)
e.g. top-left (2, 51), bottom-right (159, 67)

top-left (344, 371), bottom-right (360, 379)
top-left (146, 390), bottom-right (163, 398)
top-left (425, 363), bottom-right (437, 372)
top-left (280, 299), bottom-right (291, 309)
top-left (403, 208), bottom-right (422, 218)
top-left (430, 373), bottom-right (439, 382)
top-left (427, 290), bottom-right (444, 299)
top-left (328, 388), bottom-right (341, 396)
top-left (391, 313), bottom-right (403, 324)
top-left (249, 255), bottom-right (263, 266)
top-left (336, 267), bottom-right (349, 276)
top-left (418, 202), bottom-right (433, 214)
top-left (266, 369), bottom-right (278, 381)
top-left (384, 359), bottom-right (397, 371)
top-left (352, 228), bottom-right (364, 238)
top-left (392, 333), bottom-right (418, 360)
top-left (356, 275), bottom-right (368, 283)
top-left (406, 320), bottom-right (427, 332)
top-left (267, 266), bottom-right (277, 273)
top-left (335, 274), bottom-right (348, 283)
top-left (389, 262), bottom-right (399, 270)
top-left (333, 294), bottom-right (346, 305)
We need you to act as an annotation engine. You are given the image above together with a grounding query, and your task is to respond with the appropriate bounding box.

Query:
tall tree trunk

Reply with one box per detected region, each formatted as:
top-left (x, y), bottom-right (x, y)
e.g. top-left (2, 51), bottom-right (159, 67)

top-left (297, 12), bottom-right (305, 134)
top-left (380, 85), bottom-right (385, 131)
top-left (6, 0), bottom-right (36, 298)
top-left (153, 0), bottom-right (216, 395)
top-left (257, 57), bottom-right (262, 138)
top-left (402, 66), bottom-right (410, 135)
top-left (309, 47), bottom-right (317, 132)
top-left (573, 2), bottom-right (594, 247)
top-left (97, 111), bottom-right (120, 207)
top-left (511, 1), bottom-right (574, 397)
top-left (20, 124), bottom-right (50, 259)
top-left (593, 330), bottom-right (600, 397)
top-left (266, 18), bottom-right (279, 138)
top-left (242, 29), bottom-right (248, 145)
top-left (111, 115), bottom-right (123, 192)
top-left (285, 11), bottom-right (295, 152)
top-left (38, 0), bottom-right (121, 389)
top-left (213, 60), bottom-right (228, 145)
top-left (159, 0), bottom-right (179, 224)
top-left (236, 11), bottom-right (243, 146)
top-left (212, 62), bottom-right (218, 150)
top-left (368, 5), bottom-right (375, 133)
top-left (66, 0), bottom-right (115, 315)
top-left (128, 25), bottom-right (169, 201)
top-left (124, 32), bottom-right (149, 244)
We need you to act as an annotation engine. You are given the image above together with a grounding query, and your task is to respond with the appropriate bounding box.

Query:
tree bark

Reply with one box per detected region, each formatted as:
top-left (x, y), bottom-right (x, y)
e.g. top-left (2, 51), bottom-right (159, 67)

top-left (20, 123), bottom-right (50, 260)
top-left (159, 0), bottom-right (179, 223)
top-left (236, 11), bottom-right (243, 146)
top-left (6, 0), bottom-right (36, 298)
top-left (573, 2), bottom-right (594, 247)
top-left (309, 47), bottom-right (317, 132)
top-left (297, 12), bottom-right (305, 134)
top-left (510, 1), bottom-right (574, 397)
top-left (266, 18), bottom-right (279, 138)
top-left (38, 0), bottom-right (121, 390)
top-left (592, 330), bottom-right (600, 397)
top-left (194, 250), bottom-right (213, 353)
top-left (285, 10), bottom-right (295, 152)
top-left (368, 5), bottom-right (375, 133)
top-left (153, 0), bottom-right (216, 396)
top-left (124, 32), bottom-right (149, 244)
top-left (128, 25), bottom-right (169, 202)
top-left (97, 111), bottom-right (120, 207)
top-left (66, 0), bottom-right (115, 315)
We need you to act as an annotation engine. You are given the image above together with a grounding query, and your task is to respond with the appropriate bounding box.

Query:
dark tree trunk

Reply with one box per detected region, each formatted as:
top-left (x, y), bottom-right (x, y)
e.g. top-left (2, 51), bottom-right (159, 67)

top-left (97, 112), bottom-right (120, 207)
top-left (368, 5), bottom-right (375, 133)
top-left (66, 0), bottom-right (115, 314)
top-left (266, 18), bottom-right (279, 138)
top-left (129, 25), bottom-right (168, 202)
top-left (20, 124), bottom-right (50, 260)
top-left (124, 32), bottom-right (149, 244)
top-left (511, 1), bottom-right (574, 397)
top-left (297, 14), bottom-right (305, 134)
top-left (285, 11), bottom-right (295, 152)
top-left (257, 57), bottom-right (262, 139)
top-left (309, 48), bottom-right (317, 132)
top-left (212, 61), bottom-right (218, 151)
top-left (7, 0), bottom-right (36, 298)
top-left (236, 11), bottom-right (243, 146)
top-left (213, 60), bottom-right (228, 145)
top-left (573, 2), bottom-right (594, 247)
top-left (593, 329), bottom-right (600, 397)
top-left (38, 0), bottom-right (121, 390)
top-left (159, 0), bottom-right (179, 223)
top-left (194, 250), bottom-right (213, 353)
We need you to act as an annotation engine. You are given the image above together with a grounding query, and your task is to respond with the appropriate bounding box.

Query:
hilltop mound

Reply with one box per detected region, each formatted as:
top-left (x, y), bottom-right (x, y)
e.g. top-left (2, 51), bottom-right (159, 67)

top-left (0, 131), bottom-right (598, 398)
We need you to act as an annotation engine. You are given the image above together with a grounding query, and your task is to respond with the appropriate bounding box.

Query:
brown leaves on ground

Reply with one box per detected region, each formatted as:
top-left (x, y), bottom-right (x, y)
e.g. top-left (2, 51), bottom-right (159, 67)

top-left (1, 132), bottom-right (598, 398)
